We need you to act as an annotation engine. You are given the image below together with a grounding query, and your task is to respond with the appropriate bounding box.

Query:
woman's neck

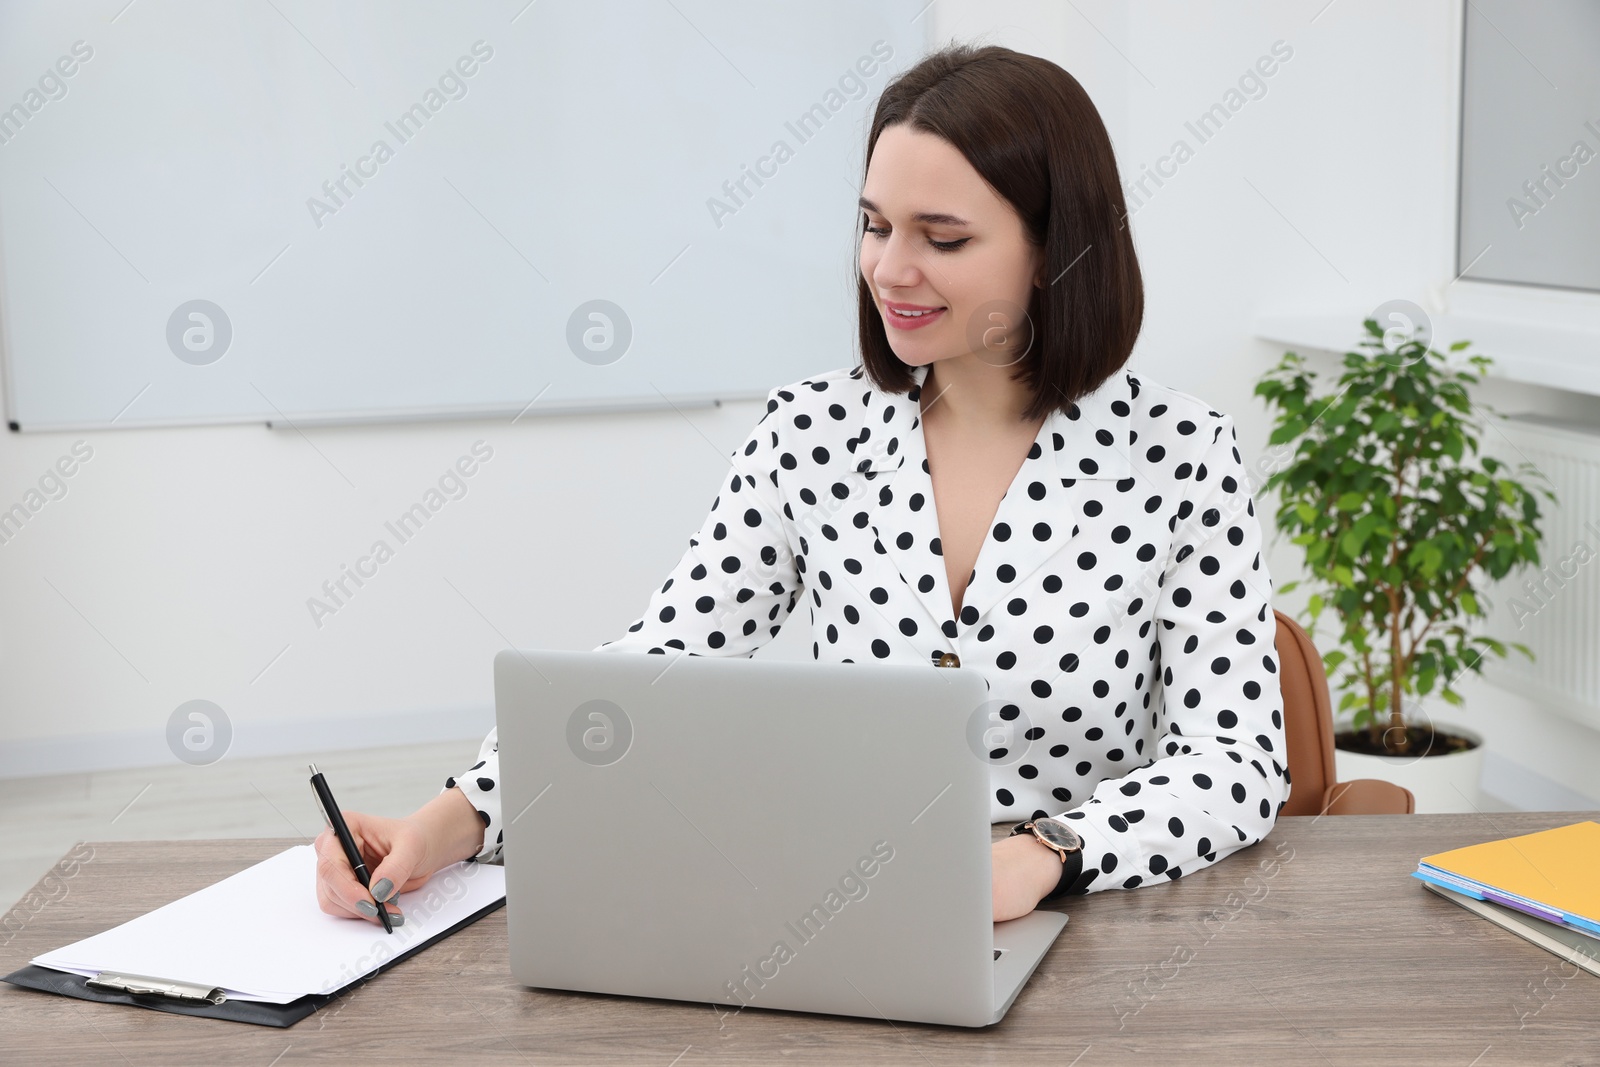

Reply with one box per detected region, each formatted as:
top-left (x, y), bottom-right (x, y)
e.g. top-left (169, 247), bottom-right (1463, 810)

top-left (920, 355), bottom-right (1040, 428)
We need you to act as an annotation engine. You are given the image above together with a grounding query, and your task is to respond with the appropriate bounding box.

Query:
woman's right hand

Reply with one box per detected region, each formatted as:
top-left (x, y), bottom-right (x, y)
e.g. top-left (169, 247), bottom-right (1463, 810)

top-left (313, 786), bottom-right (486, 926)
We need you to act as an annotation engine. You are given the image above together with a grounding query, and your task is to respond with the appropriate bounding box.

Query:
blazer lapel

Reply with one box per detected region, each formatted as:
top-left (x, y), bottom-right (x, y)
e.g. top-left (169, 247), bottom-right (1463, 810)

top-left (864, 390), bottom-right (957, 635)
top-left (842, 364), bottom-right (1137, 631)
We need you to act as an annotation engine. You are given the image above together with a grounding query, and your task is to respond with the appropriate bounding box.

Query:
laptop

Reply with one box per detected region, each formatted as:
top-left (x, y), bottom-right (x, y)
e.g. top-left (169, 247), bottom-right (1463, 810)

top-left (493, 648), bottom-right (1069, 1027)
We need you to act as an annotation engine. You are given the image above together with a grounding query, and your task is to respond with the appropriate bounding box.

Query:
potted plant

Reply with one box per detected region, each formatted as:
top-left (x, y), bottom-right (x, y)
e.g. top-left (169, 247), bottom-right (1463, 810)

top-left (1253, 318), bottom-right (1554, 812)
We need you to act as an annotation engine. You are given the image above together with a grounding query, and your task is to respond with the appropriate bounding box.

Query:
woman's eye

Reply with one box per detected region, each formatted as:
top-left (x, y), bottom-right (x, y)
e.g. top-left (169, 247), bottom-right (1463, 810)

top-left (862, 224), bottom-right (969, 253)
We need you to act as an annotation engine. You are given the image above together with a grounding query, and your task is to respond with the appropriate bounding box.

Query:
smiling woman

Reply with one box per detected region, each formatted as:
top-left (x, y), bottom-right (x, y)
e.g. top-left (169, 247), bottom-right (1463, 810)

top-left (855, 45), bottom-right (1144, 419)
top-left (312, 41), bottom-right (1289, 930)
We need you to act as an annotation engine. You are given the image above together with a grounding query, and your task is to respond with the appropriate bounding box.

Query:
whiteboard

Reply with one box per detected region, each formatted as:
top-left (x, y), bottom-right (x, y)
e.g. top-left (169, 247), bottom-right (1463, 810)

top-left (0, 1), bottom-right (928, 431)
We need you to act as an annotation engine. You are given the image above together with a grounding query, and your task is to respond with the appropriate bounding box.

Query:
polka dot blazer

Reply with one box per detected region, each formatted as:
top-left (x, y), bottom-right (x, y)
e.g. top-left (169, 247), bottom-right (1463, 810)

top-left (449, 361), bottom-right (1291, 895)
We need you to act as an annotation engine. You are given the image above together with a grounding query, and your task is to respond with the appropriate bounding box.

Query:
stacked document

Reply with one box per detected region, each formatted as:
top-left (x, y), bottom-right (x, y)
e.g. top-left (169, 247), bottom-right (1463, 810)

top-left (31, 845), bottom-right (505, 1005)
top-left (1413, 820), bottom-right (1600, 974)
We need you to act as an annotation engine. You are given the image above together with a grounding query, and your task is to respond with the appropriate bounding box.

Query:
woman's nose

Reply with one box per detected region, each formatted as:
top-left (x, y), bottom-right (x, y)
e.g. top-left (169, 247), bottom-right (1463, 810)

top-left (869, 232), bottom-right (925, 291)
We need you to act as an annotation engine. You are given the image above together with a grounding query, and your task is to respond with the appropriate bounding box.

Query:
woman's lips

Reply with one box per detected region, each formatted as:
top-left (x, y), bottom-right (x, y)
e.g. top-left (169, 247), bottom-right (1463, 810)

top-left (883, 303), bottom-right (947, 331)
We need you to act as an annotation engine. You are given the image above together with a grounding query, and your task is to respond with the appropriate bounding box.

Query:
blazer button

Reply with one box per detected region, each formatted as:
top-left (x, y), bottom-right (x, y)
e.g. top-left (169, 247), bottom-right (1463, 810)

top-left (937, 652), bottom-right (961, 668)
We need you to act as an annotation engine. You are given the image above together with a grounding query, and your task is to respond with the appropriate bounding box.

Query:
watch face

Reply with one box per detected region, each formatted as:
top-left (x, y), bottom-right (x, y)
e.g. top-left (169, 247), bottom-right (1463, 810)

top-left (1033, 817), bottom-right (1082, 853)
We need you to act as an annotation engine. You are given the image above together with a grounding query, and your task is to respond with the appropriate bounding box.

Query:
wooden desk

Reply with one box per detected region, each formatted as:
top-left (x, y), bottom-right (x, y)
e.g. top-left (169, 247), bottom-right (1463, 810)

top-left (2, 813), bottom-right (1597, 1065)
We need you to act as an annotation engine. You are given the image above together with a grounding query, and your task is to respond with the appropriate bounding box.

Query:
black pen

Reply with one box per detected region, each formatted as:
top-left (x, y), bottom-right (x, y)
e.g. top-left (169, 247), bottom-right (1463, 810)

top-left (309, 763), bottom-right (394, 934)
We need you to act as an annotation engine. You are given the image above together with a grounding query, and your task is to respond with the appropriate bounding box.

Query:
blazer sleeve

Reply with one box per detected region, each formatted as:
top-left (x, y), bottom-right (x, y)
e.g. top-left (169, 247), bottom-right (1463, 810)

top-left (1056, 412), bottom-right (1290, 893)
top-left (447, 389), bottom-right (803, 862)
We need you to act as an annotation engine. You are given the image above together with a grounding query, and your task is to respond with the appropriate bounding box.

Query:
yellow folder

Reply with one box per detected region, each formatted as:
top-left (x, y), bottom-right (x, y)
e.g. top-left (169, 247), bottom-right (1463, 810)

top-left (1420, 821), bottom-right (1600, 926)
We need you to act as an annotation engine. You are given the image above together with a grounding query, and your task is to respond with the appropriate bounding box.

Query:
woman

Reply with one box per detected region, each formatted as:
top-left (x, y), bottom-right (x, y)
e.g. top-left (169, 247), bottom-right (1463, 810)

top-left (315, 42), bottom-right (1290, 929)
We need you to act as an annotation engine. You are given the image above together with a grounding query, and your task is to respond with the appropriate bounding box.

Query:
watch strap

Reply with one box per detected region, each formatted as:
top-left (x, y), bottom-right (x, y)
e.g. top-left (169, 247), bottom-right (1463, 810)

top-left (1010, 819), bottom-right (1088, 901)
top-left (1043, 847), bottom-right (1085, 901)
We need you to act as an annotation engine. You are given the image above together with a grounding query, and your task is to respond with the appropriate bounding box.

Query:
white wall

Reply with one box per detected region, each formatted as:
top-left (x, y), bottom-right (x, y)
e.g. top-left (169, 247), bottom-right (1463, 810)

top-left (5, 0), bottom-right (1599, 806)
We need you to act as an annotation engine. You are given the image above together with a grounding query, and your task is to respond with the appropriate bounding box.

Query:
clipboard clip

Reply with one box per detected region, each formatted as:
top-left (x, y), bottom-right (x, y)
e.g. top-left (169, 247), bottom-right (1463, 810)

top-left (86, 971), bottom-right (228, 1004)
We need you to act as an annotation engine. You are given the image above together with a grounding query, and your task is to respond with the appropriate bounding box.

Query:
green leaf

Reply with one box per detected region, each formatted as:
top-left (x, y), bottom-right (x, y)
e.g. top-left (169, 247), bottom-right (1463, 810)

top-left (1336, 491), bottom-right (1366, 511)
top-left (1269, 420), bottom-right (1307, 445)
top-left (1339, 528), bottom-right (1361, 559)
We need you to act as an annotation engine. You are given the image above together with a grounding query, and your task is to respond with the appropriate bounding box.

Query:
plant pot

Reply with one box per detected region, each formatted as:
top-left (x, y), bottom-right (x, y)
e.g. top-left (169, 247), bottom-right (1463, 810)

top-left (1332, 722), bottom-right (1485, 814)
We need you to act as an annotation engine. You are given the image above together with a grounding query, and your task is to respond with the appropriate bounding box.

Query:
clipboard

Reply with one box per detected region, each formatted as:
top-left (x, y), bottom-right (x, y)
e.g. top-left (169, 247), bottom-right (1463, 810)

top-left (2, 845), bottom-right (506, 1028)
top-left (3, 896), bottom-right (503, 1027)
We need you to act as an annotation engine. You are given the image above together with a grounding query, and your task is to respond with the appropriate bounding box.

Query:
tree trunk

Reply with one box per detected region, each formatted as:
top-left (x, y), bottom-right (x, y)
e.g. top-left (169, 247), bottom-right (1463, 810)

top-left (1387, 587), bottom-right (1409, 755)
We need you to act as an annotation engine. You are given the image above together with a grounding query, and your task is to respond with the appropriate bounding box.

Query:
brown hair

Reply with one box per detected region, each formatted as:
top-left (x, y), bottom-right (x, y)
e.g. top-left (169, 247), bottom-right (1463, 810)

top-left (856, 42), bottom-right (1143, 420)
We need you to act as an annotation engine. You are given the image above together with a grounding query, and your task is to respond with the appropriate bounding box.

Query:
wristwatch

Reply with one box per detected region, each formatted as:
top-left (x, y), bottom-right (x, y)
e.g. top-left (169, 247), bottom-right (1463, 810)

top-left (1009, 816), bottom-right (1086, 901)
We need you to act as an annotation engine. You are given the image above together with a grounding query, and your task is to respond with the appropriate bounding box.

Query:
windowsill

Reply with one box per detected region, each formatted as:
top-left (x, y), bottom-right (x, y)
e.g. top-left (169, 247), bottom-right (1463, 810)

top-left (1252, 309), bottom-right (1600, 399)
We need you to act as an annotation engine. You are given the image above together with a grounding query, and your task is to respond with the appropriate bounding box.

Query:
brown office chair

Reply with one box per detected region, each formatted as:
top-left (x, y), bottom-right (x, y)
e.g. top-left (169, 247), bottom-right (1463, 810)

top-left (1274, 609), bottom-right (1415, 816)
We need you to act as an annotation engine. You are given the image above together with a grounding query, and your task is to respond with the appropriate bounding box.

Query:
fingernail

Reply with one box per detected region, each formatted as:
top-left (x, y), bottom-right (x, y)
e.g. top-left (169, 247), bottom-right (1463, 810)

top-left (387, 910), bottom-right (405, 927)
top-left (372, 878), bottom-right (394, 902)
top-left (355, 899), bottom-right (378, 918)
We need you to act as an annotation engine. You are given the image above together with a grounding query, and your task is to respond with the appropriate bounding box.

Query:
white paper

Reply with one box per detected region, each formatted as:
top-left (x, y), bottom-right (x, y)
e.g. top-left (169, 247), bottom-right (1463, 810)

top-left (32, 845), bottom-right (505, 1004)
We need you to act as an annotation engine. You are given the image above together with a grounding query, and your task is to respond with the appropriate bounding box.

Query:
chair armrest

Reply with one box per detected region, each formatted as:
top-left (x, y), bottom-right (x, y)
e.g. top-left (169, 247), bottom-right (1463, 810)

top-left (1321, 779), bottom-right (1415, 816)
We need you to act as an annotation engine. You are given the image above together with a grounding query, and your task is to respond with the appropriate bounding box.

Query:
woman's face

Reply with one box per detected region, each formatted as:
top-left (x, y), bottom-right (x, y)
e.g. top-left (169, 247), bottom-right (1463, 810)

top-left (859, 123), bottom-right (1044, 372)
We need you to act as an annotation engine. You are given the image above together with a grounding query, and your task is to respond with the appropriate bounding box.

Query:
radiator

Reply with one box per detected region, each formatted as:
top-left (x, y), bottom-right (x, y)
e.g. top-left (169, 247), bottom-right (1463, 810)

top-left (1480, 413), bottom-right (1600, 730)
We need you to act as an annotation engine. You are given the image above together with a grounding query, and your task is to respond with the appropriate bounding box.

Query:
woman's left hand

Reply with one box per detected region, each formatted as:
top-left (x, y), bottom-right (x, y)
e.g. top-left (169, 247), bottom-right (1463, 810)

top-left (991, 834), bottom-right (1067, 921)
